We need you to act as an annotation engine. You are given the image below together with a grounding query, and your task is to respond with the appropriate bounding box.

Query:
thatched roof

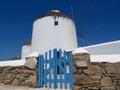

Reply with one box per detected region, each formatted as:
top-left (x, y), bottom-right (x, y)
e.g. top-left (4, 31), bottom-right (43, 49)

top-left (37, 10), bottom-right (73, 20)
top-left (24, 40), bottom-right (31, 46)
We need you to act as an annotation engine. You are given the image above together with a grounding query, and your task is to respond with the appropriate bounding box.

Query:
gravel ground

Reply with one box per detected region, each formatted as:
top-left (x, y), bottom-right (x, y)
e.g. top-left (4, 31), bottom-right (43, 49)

top-left (0, 85), bottom-right (44, 90)
top-left (0, 85), bottom-right (70, 90)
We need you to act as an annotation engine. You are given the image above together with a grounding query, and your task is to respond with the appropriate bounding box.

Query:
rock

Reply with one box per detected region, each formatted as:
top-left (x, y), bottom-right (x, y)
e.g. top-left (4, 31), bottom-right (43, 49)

top-left (22, 75), bottom-right (37, 87)
top-left (22, 70), bottom-right (36, 74)
top-left (26, 75), bottom-right (37, 84)
top-left (111, 75), bottom-right (120, 80)
top-left (75, 61), bottom-right (88, 68)
top-left (0, 66), bottom-right (38, 88)
top-left (0, 67), bottom-right (3, 73)
top-left (105, 63), bottom-right (116, 74)
top-left (101, 77), bottom-right (112, 86)
top-left (78, 69), bottom-right (82, 74)
top-left (73, 66), bottom-right (77, 74)
top-left (101, 68), bottom-right (106, 74)
top-left (105, 63), bottom-right (120, 74)
top-left (90, 87), bottom-right (100, 90)
top-left (74, 74), bottom-right (93, 85)
top-left (12, 68), bottom-right (23, 74)
top-left (0, 79), bottom-right (3, 83)
top-left (11, 79), bottom-right (19, 86)
top-left (116, 86), bottom-right (120, 90)
top-left (118, 80), bottom-right (120, 85)
top-left (3, 80), bottom-right (11, 85)
top-left (74, 86), bottom-right (81, 90)
top-left (1, 68), bottom-right (8, 77)
top-left (16, 74), bottom-right (27, 82)
top-left (24, 57), bottom-right (37, 69)
top-left (90, 75), bottom-right (101, 81)
top-left (73, 53), bottom-right (90, 62)
top-left (7, 73), bottom-right (12, 78)
top-left (93, 81), bottom-right (100, 85)
top-left (101, 87), bottom-right (115, 90)
top-left (83, 64), bottom-right (101, 75)
top-left (114, 62), bottom-right (120, 74)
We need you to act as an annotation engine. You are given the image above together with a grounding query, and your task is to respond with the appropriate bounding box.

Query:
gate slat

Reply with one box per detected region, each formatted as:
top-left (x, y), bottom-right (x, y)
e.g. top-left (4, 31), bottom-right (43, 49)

top-left (59, 49), bottom-right (62, 89)
top-left (49, 50), bottom-right (52, 88)
top-left (41, 55), bottom-right (44, 87)
top-left (45, 52), bottom-right (47, 88)
top-left (38, 55), bottom-right (41, 87)
top-left (53, 49), bottom-right (57, 88)
top-left (63, 51), bottom-right (67, 89)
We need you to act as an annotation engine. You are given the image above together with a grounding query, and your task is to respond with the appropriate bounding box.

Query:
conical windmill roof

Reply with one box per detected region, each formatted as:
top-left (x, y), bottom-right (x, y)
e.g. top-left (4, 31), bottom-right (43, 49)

top-left (37, 10), bottom-right (73, 21)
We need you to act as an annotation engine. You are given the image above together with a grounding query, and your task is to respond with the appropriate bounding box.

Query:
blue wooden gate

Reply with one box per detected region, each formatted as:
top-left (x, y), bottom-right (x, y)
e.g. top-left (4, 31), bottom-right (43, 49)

top-left (38, 49), bottom-right (74, 89)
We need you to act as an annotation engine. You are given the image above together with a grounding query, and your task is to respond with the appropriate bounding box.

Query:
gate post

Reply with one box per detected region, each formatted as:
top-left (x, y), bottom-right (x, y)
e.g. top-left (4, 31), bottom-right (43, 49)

top-left (38, 55), bottom-right (44, 88)
top-left (68, 52), bottom-right (74, 89)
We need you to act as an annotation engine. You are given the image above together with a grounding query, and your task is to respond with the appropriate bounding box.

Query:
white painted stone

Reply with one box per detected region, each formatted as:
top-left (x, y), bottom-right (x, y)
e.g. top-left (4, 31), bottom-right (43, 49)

top-left (24, 58), bottom-right (37, 69)
top-left (72, 48), bottom-right (89, 55)
top-left (75, 61), bottom-right (88, 67)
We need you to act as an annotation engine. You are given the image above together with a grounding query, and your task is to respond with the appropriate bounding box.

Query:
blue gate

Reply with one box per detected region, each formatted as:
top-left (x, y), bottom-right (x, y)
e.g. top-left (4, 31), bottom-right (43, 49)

top-left (38, 49), bottom-right (74, 89)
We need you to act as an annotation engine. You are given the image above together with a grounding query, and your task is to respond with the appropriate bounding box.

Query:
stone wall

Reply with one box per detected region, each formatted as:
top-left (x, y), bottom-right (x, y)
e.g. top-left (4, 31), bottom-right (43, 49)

top-left (73, 53), bottom-right (120, 90)
top-left (0, 54), bottom-right (120, 90)
top-left (0, 66), bottom-right (38, 88)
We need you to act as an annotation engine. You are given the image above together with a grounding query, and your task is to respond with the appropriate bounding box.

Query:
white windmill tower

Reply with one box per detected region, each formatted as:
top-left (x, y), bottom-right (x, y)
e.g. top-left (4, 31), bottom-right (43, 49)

top-left (22, 10), bottom-right (78, 59)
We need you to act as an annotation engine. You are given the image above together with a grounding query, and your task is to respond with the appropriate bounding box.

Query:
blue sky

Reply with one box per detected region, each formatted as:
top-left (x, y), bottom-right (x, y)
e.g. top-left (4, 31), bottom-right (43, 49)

top-left (0, 0), bottom-right (120, 60)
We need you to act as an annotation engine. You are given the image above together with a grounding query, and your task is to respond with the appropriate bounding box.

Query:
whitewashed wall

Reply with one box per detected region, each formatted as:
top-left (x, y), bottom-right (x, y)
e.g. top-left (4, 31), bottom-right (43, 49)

top-left (31, 16), bottom-right (77, 54)
top-left (84, 40), bottom-right (120, 55)
top-left (22, 45), bottom-right (31, 59)
top-left (83, 40), bottom-right (120, 62)
top-left (90, 54), bottom-right (120, 62)
top-left (0, 59), bottom-right (25, 66)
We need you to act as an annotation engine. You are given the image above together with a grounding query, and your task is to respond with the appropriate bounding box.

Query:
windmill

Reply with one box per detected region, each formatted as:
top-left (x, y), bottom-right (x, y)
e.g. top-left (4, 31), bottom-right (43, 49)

top-left (67, 0), bottom-right (103, 46)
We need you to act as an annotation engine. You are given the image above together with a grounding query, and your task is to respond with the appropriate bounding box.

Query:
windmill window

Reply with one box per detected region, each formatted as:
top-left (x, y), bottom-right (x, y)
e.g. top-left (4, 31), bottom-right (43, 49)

top-left (54, 21), bottom-right (58, 26)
